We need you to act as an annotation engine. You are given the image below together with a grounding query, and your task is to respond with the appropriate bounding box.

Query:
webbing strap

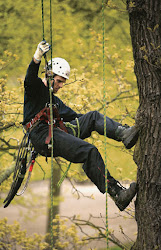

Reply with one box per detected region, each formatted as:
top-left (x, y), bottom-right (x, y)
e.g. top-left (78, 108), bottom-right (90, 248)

top-left (45, 106), bottom-right (68, 144)
top-left (45, 107), bottom-right (51, 144)
top-left (25, 107), bottom-right (48, 130)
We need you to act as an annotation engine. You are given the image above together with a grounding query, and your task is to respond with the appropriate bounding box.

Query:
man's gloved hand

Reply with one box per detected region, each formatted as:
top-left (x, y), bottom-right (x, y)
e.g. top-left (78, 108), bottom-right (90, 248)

top-left (33, 41), bottom-right (50, 62)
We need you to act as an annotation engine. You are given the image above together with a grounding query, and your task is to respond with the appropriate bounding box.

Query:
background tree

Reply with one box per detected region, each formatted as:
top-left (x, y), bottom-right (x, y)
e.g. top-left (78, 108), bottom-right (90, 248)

top-left (126, 0), bottom-right (161, 249)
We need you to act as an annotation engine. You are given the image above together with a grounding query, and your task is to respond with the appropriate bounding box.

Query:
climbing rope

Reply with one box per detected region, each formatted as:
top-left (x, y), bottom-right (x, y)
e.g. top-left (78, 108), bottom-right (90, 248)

top-left (41, 0), bottom-right (45, 40)
top-left (41, 0), bottom-right (54, 248)
top-left (48, 0), bottom-right (54, 247)
top-left (102, 0), bottom-right (109, 248)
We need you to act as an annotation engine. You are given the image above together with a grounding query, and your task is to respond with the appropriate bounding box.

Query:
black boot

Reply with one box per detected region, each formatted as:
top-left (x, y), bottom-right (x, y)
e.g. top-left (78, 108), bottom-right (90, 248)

top-left (115, 125), bottom-right (139, 149)
top-left (108, 181), bottom-right (137, 211)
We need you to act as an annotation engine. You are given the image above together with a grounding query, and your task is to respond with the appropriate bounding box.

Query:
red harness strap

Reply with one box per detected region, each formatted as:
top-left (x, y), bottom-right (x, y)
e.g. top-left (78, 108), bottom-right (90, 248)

top-left (45, 105), bottom-right (68, 144)
top-left (45, 107), bottom-right (51, 145)
top-left (53, 105), bottom-right (68, 132)
top-left (25, 105), bottom-right (68, 145)
top-left (25, 107), bottom-right (48, 130)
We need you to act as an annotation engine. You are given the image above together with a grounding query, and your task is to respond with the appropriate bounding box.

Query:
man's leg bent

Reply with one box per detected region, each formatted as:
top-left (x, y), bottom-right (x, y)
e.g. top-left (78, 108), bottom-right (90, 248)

top-left (70, 111), bottom-right (120, 140)
top-left (53, 127), bottom-right (115, 193)
top-left (69, 111), bottom-right (138, 149)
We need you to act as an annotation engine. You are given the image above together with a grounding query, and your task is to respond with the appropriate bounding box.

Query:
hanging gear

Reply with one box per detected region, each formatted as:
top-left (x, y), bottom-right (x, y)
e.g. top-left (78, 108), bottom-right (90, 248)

top-left (16, 150), bottom-right (38, 196)
top-left (34, 40), bottom-right (50, 62)
top-left (3, 133), bottom-right (37, 208)
top-left (48, 57), bottom-right (70, 79)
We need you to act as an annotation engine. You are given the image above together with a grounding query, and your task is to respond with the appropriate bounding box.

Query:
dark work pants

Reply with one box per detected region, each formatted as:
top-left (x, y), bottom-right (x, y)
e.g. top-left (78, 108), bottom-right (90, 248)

top-left (30, 111), bottom-right (121, 193)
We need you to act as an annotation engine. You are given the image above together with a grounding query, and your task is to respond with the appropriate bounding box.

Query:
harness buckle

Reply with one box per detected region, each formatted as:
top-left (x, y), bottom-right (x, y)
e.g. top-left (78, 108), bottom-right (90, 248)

top-left (48, 144), bottom-right (52, 149)
top-left (48, 119), bottom-right (56, 125)
top-left (29, 121), bottom-right (32, 128)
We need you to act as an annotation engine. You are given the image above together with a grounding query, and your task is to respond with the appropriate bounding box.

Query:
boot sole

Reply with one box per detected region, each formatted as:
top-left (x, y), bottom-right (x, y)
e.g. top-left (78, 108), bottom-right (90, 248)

top-left (123, 129), bottom-right (139, 149)
top-left (115, 183), bottom-right (137, 211)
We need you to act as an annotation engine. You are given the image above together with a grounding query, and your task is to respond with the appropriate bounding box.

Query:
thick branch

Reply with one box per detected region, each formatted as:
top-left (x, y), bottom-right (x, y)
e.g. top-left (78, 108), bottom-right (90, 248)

top-left (0, 163), bottom-right (15, 185)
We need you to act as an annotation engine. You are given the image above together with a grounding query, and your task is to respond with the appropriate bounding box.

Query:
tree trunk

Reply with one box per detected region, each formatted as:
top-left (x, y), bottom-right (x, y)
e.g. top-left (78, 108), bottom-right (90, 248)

top-left (46, 163), bottom-right (61, 249)
top-left (126, 1), bottom-right (161, 249)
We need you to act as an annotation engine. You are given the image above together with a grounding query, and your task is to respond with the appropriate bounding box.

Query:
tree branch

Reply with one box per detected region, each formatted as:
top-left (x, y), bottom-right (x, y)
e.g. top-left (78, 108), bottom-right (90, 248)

top-left (63, 215), bottom-right (127, 249)
top-left (0, 137), bottom-right (19, 151)
top-left (0, 163), bottom-right (15, 185)
top-left (0, 122), bottom-right (16, 132)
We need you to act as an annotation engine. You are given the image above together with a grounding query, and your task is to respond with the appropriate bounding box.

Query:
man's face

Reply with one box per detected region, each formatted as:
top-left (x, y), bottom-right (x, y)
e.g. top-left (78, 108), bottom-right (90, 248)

top-left (52, 75), bottom-right (66, 94)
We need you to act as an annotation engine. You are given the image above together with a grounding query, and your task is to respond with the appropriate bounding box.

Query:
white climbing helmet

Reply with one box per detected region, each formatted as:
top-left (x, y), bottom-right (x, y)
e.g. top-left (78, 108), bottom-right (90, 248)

top-left (48, 57), bottom-right (70, 79)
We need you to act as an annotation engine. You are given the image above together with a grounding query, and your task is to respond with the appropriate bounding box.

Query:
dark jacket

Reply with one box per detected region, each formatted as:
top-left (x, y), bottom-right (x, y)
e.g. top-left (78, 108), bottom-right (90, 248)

top-left (23, 59), bottom-right (81, 125)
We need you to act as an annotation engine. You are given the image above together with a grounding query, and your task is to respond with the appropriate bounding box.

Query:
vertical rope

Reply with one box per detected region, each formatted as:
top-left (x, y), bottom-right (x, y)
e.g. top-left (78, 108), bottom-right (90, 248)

top-left (50, 0), bottom-right (53, 62)
top-left (49, 0), bottom-right (54, 249)
top-left (41, 0), bottom-right (54, 247)
top-left (102, 0), bottom-right (108, 249)
top-left (41, 0), bottom-right (45, 40)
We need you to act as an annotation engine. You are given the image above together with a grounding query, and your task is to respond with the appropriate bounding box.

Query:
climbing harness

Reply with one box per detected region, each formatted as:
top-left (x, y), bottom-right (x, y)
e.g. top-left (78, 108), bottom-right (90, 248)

top-left (46, 104), bottom-right (68, 145)
top-left (24, 104), bottom-right (68, 146)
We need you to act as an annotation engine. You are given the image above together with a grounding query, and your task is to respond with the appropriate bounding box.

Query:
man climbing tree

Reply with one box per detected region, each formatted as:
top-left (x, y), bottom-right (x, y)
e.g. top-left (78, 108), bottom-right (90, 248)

top-left (126, 0), bottom-right (161, 249)
top-left (18, 40), bottom-right (139, 212)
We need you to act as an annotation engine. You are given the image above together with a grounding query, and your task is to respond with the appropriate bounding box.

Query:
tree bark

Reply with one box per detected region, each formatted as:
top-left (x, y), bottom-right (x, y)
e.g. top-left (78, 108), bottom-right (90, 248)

top-left (46, 163), bottom-right (61, 249)
top-left (126, 1), bottom-right (161, 249)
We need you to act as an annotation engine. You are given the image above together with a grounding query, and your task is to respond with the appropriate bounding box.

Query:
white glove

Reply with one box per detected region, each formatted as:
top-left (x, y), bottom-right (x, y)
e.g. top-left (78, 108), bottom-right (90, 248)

top-left (33, 41), bottom-right (50, 62)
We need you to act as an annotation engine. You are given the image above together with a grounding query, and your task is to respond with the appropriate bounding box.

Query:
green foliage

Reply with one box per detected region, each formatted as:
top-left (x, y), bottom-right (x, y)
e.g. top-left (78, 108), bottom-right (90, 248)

top-left (0, 52), bottom-right (22, 128)
top-left (0, 0), bottom-right (132, 76)
top-left (0, 2), bottom-right (139, 248)
top-left (0, 0), bottom-right (139, 191)
top-left (0, 0), bottom-right (139, 199)
top-left (56, 27), bottom-right (138, 182)
top-left (0, 216), bottom-right (124, 250)
top-left (0, 218), bottom-right (49, 250)
top-left (49, 215), bottom-right (88, 249)
top-left (0, 51), bottom-right (23, 194)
